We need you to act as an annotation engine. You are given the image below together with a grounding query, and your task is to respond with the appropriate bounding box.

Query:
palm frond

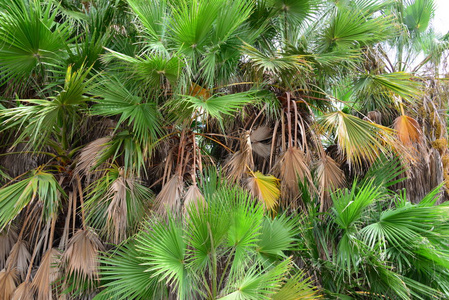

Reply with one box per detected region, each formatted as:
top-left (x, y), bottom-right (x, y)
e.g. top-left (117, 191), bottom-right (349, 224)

top-left (62, 229), bottom-right (104, 293)
top-left (393, 115), bottom-right (422, 145)
top-left (0, 170), bottom-right (65, 230)
top-left (137, 216), bottom-right (191, 299)
top-left (257, 215), bottom-right (298, 263)
top-left (0, 228), bottom-right (17, 270)
top-left (247, 171), bottom-right (281, 211)
top-left (85, 167), bottom-right (151, 243)
top-left (321, 5), bottom-right (393, 50)
top-left (5, 240), bottom-right (30, 280)
top-left (353, 72), bottom-right (422, 104)
top-left (0, 269), bottom-right (18, 300)
top-left (275, 147), bottom-right (312, 200)
top-left (318, 111), bottom-right (396, 167)
top-left (32, 248), bottom-right (61, 300)
top-left (95, 242), bottom-right (166, 300)
top-left (154, 175), bottom-right (184, 214)
top-left (11, 281), bottom-right (34, 300)
top-left (404, 0), bottom-right (435, 34)
top-left (220, 259), bottom-right (291, 300)
top-left (0, 0), bottom-right (72, 92)
top-left (92, 77), bottom-right (163, 146)
top-left (271, 270), bottom-right (320, 300)
top-left (315, 154), bottom-right (345, 212)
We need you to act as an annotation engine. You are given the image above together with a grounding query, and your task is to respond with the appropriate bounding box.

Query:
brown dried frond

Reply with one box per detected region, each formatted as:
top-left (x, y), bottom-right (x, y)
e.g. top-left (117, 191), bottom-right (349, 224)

top-left (32, 248), bottom-right (61, 300)
top-left (189, 83), bottom-right (211, 99)
top-left (365, 111), bottom-right (382, 124)
top-left (225, 131), bottom-right (253, 181)
top-left (0, 228), bottom-right (18, 270)
top-left (0, 269), bottom-right (18, 300)
top-left (105, 171), bottom-right (142, 244)
top-left (316, 155), bottom-right (345, 212)
top-left (12, 281), bottom-right (34, 300)
top-left (75, 136), bottom-right (111, 179)
top-left (274, 147), bottom-right (312, 200)
top-left (394, 115), bottom-right (422, 146)
top-left (183, 184), bottom-right (205, 212)
top-left (62, 229), bottom-right (104, 290)
top-left (251, 126), bottom-right (272, 158)
top-left (154, 175), bottom-right (184, 215)
top-left (5, 240), bottom-right (31, 280)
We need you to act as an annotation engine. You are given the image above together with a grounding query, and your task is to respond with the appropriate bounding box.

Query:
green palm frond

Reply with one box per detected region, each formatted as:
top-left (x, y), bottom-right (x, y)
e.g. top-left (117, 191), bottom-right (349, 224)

top-left (404, 0), bottom-right (435, 34)
top-left (0, 0), bottom-right (72, 92)
top-left (256, 214), bottom-right (298, 263)
top-left (0, 65), bottom-right (94, 150)
top-left (0, 169), bottom-right (65, 230)
top-left (168, 0), bottom-right (222, 52)
top-left (271, 270), bottom-right (320, 300)
top-left (102, 49), bottom-right (183, 88)
top-left (137, 216), bottom-right (191, 299)
top-left (332, 180), bottom-right (381, 231)
top-left (177, 91), bottom-right (259, 124)
top-left (317, 111), bottom-right (396, 167)
top-left (92, 77), bottom-right (163, 146)
top-left (242, 42), bottom-right (313, 79)
top-left (127, 0), bottom-right (168, 51)
top-left (220, 259), bottom-right (291, 300)
top-left (271, 0), bottom-right (317, 25)
top-left (321, 6), bottom-right (394, 50)
top-left (353, 72), bottom-right (421, 104)
top-left (185, 190), bottom-right (231, 273)
top-left (95, 242), bottom-right (166, 300)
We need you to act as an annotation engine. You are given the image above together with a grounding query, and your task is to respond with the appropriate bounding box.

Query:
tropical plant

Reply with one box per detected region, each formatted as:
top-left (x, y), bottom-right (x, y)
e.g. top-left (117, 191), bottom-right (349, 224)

top-left (0, 0), bottom-right (447, 298)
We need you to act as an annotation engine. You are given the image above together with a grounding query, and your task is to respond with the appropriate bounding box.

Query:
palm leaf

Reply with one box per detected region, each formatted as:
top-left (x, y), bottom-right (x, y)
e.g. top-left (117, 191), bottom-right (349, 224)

top-left (0, 170), bottom-right (65, 230)
top-left (0, 0), bottom-right (72, 92)
top-left (247, 171), bottom-right (281, 211)
top-left (318, 111), bottom-right (396, 167)
top-left (137, 216), bottom-right (191, 299)
top-left (256, 215), bottom-right (298, 262)
top-left (393, 115), bottom-right (422, 145)
top-left (220, 259), bottom-right (291, 300)
top-left (95, 242), bottom-right (166, 300)
top-left (92, 77), bottom-right (163, 146)
top-left (271, 270), bottom-right (320, 300)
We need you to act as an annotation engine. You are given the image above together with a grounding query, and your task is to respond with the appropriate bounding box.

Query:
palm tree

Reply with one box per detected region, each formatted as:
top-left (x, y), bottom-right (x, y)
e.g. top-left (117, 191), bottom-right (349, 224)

top-left (95, 181), bottom-right (319, 300)
top-left (0, 0), bottom-right (448, 299)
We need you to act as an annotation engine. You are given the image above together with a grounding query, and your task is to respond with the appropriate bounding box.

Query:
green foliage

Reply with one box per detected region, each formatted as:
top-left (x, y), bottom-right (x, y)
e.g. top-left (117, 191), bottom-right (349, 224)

top-left (0, 169), bottom-right (65, 230)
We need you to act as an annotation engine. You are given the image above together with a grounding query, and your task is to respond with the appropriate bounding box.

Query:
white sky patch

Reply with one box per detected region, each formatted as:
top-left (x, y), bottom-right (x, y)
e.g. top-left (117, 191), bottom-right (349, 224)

top-left (433, 0), bottom-right (449, 35)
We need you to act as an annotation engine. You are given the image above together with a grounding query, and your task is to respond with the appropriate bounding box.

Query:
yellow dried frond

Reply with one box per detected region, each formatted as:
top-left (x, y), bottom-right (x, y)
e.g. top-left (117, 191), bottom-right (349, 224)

top-left (393, 115), bottom-right (422, 146)
top-left (247, 171), bottom-right (281, 211)
top-left (319, 111), bottom-right (396, 167)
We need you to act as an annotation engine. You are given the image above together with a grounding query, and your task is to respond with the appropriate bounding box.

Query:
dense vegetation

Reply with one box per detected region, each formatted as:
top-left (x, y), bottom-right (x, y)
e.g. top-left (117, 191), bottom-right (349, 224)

top-left (0, 0), bottom-right (448, 299)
